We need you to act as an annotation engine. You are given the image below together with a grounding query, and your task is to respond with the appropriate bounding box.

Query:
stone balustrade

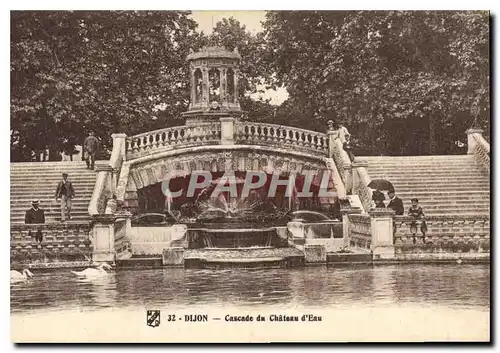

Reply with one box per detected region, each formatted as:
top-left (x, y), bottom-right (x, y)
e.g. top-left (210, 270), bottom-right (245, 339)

top-left (348, 213), bottom-right (372, 250)
top-left (466, 128), bottom-right (490, 173)
top-left (11, 223), bottom-right (92, 264)
top-left (352, 162), bottom-right (373, 212)
top-left (234, 121), bottom-right (329, 155)
top-left (88, 168), bottom-right (113, 216)
top-left (393, 215), bottom-right (490, 251)
top-left (125, 123), bottom-right (222, 159)
top-left (473, 134), bottom-right (490, 173)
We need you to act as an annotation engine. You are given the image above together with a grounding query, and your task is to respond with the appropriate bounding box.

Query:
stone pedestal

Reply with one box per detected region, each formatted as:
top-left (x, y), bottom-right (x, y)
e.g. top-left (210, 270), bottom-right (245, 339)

top-left (369, 209), bottom-right (395, 260)
top-left (220, 117), bottom-right (235, 145)
top-left (304, 244), bottom-right (327, 264)
top-left (111, 133), bottom-right (127, 161)
top-left (91, 215), bottom-right (116, 263)
top-left (163, 247), bottom-right (185, 266)
top-left (466, 128), bottom-right (484, 155)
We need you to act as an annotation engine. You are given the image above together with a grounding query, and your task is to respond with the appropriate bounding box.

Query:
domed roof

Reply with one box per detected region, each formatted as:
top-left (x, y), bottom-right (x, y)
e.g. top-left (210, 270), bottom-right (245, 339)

top-left (186, 46), bottom-right (241, 61)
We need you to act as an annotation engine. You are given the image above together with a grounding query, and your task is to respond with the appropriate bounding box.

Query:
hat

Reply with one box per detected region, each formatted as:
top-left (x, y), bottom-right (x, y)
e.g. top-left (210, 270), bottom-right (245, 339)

top-left (62, 173), bottom-right (68, 177)
top-left (388, 188), bottom-right (395, 194)
top-left (31, 200), bottom-right (40, 206)
top-left (411, 198), bottom-right (419, 202)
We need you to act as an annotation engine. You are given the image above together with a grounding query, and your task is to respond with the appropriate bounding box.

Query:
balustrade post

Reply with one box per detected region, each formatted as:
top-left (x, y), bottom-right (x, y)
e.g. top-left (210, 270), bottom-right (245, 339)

top-left (466, 128), bottom-right (484, 155)
top-left (220, 117), bottom-right (235, 145)
top-left (91, 214), bottom-right (117, 263)
top-left (111, 133), bottom-right (127, 160)
top-left (369, 208), bottom-right (395, 260)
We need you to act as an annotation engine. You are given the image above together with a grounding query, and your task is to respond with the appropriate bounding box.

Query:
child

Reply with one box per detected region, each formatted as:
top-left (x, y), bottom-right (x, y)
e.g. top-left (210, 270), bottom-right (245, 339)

top-left (408, 198), bottom-right (428, 244)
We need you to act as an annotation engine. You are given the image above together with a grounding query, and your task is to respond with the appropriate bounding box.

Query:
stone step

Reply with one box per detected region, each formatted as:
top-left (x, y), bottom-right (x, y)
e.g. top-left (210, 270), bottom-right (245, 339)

top-left (367, 173), bottom-right (487, 178)
top-left (10, 160), bottom-right (107, 167)
top-left (385, 183), bottom-right (489, 187)
top-left (387, 187), bottom-right (490, 192)
top-left (394, 193), bottom-right (490, 198)
top-left (11, 175), bottom-right (98, 180)
top-left (10, 190), bottom-right (96, 197)
top-left (10, 185), bottom-right (97, 191)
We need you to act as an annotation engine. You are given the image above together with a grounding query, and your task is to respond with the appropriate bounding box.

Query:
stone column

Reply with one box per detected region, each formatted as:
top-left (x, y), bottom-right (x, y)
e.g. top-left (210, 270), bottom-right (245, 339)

top-left (466, 128), bottom-right (484, 155)
top-left (369, 208), bottom-right (395, 260)
top-left (189, 67), bottom-right (196, 108)
top-left (201, 67), bottom-right (209, 108)
top-left (220, 117), bottom-right (235, 145)
top-left (233, 68), bottom-right (239, 104)
top-left (220, 68), bottom-right (227, 105)
top-left (91, 214), bottom-right (116, 263)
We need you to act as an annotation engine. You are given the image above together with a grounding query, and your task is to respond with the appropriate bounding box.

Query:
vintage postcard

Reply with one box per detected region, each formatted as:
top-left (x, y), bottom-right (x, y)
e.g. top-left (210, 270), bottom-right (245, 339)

top-left (10, 10), bottom-right (490, 343)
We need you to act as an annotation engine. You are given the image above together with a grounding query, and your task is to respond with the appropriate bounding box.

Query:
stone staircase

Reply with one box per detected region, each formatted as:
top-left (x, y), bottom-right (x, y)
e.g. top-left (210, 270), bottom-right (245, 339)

top-left (10, 161), bottom-right (104, 224)
top-left (358, 155), bottom-right (490, 216)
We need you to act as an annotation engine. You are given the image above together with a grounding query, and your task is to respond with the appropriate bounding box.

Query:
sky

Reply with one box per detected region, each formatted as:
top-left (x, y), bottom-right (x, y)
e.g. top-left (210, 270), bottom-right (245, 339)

top-left (189, 11), bottom-right (289, 106)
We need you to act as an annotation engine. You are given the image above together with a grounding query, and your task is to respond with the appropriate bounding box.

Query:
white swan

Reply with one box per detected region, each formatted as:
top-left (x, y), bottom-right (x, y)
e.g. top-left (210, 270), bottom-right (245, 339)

top-left (71, 263), bottom-right (112, 279)
top-left (11, 269), bottom-right (34, 283)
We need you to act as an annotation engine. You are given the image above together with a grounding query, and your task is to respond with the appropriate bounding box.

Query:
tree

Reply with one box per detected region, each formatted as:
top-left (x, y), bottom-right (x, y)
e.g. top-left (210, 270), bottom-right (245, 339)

top-left (11, 11), bottom-right (203, 161)
top-left (261, 11), bottom-right (489, 155)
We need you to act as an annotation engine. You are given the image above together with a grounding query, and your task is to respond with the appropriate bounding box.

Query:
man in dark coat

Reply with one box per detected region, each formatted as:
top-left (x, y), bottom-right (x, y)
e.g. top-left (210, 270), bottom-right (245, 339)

top-left (25, 200), bottom-right (45, 243)
top-left (55, 173), bottom-right (75, 222)
top-left (387, 189), bottom-right (404, 215)
top-left (83, 131), bottom-right (99, 170)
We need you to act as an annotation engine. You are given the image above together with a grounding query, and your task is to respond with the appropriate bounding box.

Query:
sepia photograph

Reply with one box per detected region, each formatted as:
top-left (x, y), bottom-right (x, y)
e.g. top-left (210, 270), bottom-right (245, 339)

top-left (9, 9), bottom-right (490, 343)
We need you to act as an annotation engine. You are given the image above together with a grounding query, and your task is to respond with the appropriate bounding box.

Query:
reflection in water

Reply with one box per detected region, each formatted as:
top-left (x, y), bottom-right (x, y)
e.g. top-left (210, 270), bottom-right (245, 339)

top-left (11, 265), bottom-right (490, 313)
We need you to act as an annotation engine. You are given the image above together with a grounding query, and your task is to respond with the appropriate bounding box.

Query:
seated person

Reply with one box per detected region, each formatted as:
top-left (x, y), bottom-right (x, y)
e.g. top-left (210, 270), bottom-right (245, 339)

top-left (408, 198), bottom-right (428, 243)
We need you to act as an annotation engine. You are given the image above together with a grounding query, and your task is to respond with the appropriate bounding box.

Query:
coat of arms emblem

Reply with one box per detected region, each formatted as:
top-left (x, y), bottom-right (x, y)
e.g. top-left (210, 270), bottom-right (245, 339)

top-left (146, 310), bottom-right (160, 328)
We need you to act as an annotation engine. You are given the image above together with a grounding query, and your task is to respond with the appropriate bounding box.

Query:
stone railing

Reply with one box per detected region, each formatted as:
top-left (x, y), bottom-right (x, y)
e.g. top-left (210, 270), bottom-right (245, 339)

top-left (472, 134), bottom-right (490, 173)
top-left (88, 169), bottom-right (113, 216)
top-left (466, 128), bottom-right (490, 173)
top-left (393, 215), bottom-right (490, 252)
top-left (348, 213), bottom-right (372, 250)
top-left (88, 134), bottom-right (126, 217)
top-left (11, 223), bottom-right (92, 264)
top-left (329, 135), bottom-right (352, 181)
top-left (234, 121), bottom-right (329, 156)
top-left (125, 123), bottom-right (222, 159)
top-left (352, 163), bottom-right (373, 212)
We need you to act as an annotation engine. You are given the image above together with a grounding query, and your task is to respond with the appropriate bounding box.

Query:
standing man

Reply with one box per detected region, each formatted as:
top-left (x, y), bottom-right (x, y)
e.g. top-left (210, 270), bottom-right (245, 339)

top-left (25, 200), bottom-right (45, 243)
top-left (83, 131), bottom-right (99, 170)
top-left (387, 189), bottom-right (404, 215)
top-left (55, 173), bottom-right (75, 222)
top-left (387, 188), bottom-right (404, 244)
